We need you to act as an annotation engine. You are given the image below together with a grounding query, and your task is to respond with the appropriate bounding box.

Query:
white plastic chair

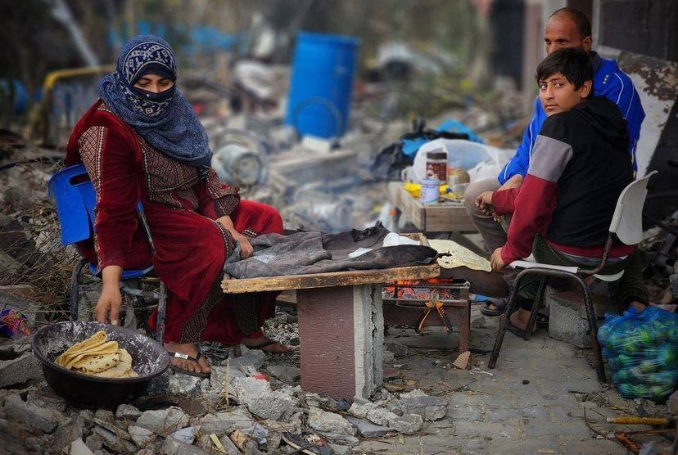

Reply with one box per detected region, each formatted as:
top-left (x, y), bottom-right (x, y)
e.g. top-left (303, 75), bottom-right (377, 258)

top-left (488, 171), bottom-right (657, 382)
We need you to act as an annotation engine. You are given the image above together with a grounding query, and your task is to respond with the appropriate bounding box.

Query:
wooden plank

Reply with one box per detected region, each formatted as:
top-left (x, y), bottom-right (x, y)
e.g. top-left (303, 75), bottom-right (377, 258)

top-left (222, 264), bottom-right (440, 294)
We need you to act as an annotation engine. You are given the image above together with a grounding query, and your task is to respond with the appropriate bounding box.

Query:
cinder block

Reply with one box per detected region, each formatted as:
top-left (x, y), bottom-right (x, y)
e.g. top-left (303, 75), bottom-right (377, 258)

top-left (297, 284), bottom-right (383, 399)
top-left (547, 289), bottom-right (619, 349)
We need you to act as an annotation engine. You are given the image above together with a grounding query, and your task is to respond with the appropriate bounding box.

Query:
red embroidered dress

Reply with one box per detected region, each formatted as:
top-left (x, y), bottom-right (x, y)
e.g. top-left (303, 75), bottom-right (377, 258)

top-left (66, 100), bottom-right (283, 344)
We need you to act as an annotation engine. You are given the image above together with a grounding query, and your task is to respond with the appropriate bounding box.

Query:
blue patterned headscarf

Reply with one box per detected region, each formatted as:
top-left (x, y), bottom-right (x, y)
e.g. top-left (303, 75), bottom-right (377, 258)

top-left (97, 35), bottom-right (212, 168)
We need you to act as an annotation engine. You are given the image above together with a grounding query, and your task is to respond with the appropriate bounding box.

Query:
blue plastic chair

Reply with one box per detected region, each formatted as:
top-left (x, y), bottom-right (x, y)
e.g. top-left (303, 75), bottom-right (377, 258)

top-left (48, 164), bottom-right (166, 341)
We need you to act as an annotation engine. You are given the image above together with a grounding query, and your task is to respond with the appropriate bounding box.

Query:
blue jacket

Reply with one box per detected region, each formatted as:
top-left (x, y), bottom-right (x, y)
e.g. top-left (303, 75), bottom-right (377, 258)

top-left (498, 52), bottom-right (645, 184)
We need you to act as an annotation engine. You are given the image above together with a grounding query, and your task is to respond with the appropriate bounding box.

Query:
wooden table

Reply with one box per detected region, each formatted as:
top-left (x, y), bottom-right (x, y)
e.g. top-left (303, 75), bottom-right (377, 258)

top-left (222, 264), bottom-right (440, 400)
top-left (387, 182), bottom-right (477, 233)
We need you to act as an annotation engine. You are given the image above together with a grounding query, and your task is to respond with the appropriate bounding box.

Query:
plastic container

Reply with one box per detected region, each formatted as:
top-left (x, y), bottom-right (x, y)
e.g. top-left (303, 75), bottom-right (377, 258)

top-left (420, 178), bottom-right (440, 204)
top-left (426, 149), bottom-right (447, 181)
top-left (285, 32), bottom-right (359, 138)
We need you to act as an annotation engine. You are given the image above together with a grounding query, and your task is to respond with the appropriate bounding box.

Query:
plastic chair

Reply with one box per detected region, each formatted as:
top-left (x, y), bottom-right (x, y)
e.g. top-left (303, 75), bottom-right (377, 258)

top-left (48, 164), bottom-right (167, 342)
top-left (488, 171), bottom-right (658, 382)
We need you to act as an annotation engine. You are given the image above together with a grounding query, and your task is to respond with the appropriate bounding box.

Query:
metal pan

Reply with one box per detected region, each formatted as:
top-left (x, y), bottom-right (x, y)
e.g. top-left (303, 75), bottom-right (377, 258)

top-left (32, 321), bottom-right (169, 407)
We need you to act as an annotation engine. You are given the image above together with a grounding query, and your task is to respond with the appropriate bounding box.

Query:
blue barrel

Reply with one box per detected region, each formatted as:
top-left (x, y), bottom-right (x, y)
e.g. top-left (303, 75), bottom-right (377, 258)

top-left (285, 32), bottom-right (359, 138)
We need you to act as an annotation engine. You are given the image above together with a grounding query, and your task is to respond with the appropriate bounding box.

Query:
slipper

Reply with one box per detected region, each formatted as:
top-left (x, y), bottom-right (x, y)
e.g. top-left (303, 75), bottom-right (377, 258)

top-left (480, 299), bottom-right (507, 317)
top-left (167, 351), bottom-right (211, 378)
top-left (505, 308), bottom-right (537, 338)
top-left (281, 432), bottom-right (334, 455)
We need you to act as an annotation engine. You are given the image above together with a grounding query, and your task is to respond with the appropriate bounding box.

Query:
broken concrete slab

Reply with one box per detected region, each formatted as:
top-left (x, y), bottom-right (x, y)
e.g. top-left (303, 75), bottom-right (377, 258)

top-left (197, 407), bottom-right (255, 437)
top-left (668, 390), bottom-right (678, 415)
top-left (115, 404), bottom-right (142, 420)
top-left (232, 376), bottom-right (271, 404)
top-left (136, 407), bottom-right (189, 435)
top-left (69, 438), bottom-right (95, 455)
top-left (365, 407), bottom-right (398, 426)
top-left (128, 425), bottom-right (155, 447)
top-left (92, 426), bottom-right (136, 454)
top-left (161, 436), bottom-right (209, 455)
top-left (0, 352), bottom-right (42, 388)
top-left (308, 407), bottom-right (357, 436)
top-left (388, 413), bottom-right (423, 434)
top-left (348, 401), bottom-right (378, 419)
top-left (398, 396), bottom-right (447, 421)
top-left (3, 394), bottom-right (58, 433)
top-left (266, 364), bottom-right (300, 383)
top-left (228, 348), bottom-right (265, 373)
top-left (345, 416), bottom-right (390, 437)
top-left (168, 374), bottom-right (205, 397)
top-left (247, 390), bottom-right (295, 420)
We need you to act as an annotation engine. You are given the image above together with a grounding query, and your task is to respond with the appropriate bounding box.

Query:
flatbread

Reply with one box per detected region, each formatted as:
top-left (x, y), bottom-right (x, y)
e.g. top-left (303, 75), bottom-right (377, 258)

top-left (55, 331), bottom-right (137, 378)
top-left (428, 239), bottom-right (492, 272)
top-left (93, 349), bottom-right (138, 378)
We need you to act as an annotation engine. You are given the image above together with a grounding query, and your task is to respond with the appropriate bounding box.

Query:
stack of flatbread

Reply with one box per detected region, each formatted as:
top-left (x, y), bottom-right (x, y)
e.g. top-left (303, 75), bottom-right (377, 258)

top-left (55, 330), bottom-right (138, 378)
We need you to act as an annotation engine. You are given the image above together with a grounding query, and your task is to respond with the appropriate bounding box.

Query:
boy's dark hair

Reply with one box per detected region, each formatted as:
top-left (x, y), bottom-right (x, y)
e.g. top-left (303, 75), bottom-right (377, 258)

top-left (536, 48), bottom-right (593, 94)
top-left (550, 7), bottom-right (592, 39)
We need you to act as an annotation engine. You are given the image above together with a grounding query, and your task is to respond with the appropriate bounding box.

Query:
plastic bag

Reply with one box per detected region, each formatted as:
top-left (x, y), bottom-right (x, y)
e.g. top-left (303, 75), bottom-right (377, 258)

top-left (598, 306), bottom-right (678, 403)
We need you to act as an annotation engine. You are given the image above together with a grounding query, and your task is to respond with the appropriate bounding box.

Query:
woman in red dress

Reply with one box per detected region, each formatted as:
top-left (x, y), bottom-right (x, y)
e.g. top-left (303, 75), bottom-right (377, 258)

top-left (65, 35), bottom-right (288, 377)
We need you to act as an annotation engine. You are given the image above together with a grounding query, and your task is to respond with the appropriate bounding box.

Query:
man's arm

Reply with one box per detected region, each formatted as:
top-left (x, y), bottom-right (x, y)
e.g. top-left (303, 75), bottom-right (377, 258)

top-left (599, 69), bottom-right (645, 172)
top-left (497, 97), bottom-right (547, 184)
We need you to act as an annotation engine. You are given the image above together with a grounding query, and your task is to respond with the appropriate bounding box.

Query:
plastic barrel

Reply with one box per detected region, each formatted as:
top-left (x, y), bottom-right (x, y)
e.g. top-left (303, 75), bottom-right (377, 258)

top-left (285, 32), bottom-right (359, 138)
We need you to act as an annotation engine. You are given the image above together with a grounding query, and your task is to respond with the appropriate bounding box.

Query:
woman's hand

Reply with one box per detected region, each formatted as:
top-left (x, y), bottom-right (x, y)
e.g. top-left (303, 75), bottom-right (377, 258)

top-left (216, 216), bottom-right (253, 259)
top-left (96, 265), bottom-right (123, 325)
top-left (95, 284), bottom-right (122, 325)
top-left (232, 232), bottom-right (254, 259)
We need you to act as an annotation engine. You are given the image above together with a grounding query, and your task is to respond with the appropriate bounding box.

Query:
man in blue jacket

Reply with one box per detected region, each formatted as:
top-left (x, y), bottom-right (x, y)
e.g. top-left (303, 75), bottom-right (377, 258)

top-left (465, 7), bottom-right (645, 316)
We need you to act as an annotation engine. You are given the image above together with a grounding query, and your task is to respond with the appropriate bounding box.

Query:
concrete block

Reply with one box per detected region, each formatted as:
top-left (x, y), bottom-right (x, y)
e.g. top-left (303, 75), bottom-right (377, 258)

top-left (136, 407), bottom-right (188, 435)
top-left (365, 407), bottom-right (398, 426)
top-left (129, 425), bottom-right (155, 447)
top-left (116, 404), bottom-right (142, 420)
top-left (398, 396), bottom-right (447, 421)
top-left (0, 352), bottom-right (42, 388)
top-left (161, 436), bottom-right (209, 455)
top-left (297, 284), bottom-right (383, 400)
top-left (168, 374), bottom-right (204, 397)
top-left (232, 376), bottom-right (271, 404)
top-left (308, 408), bottom-right (357, 436)
top-left (388, 414), bottom-right (423, 434)
top-left (247, 391), bottom-right (295, 420)
top-left (197, 407), bottom-right (254, 437)
top-left (547, 289), bottom-right (616, 349)
top-left (348, 402), bottom-right (378, 419)
top-left (69, 438), bottom-right (95, 455)
top-left (92, 426), bottom-right (136, 454)
top-left (4, 394), bottom-right (58, 433)
top-left (345, 416), bottom-right (390, 437)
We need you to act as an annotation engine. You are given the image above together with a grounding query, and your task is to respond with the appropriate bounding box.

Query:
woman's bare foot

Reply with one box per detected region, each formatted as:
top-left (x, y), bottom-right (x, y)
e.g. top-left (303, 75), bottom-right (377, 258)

top-left (164, 341), bottom-right (211, 375)
top-left (242, 336), bottom-right (291, 353)
top-left (509, 308), bottom-right (536, 332)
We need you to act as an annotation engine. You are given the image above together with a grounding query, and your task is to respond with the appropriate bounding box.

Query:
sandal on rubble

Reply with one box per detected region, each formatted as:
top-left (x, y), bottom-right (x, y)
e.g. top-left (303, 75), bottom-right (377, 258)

top-left (480, 298), bottom-right (507, 317)
top-left (167, 351), bottom-right (211, 378)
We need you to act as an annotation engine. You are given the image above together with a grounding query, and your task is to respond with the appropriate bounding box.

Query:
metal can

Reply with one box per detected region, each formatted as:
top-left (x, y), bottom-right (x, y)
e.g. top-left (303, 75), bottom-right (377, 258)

top-left (426, 149), bottom-right (448, 181)
top-left (420, 178), bottom-right (440, 204)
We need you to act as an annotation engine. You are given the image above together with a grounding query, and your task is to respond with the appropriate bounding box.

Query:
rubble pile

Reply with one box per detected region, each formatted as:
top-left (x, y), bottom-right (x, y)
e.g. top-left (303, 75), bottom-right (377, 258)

top-left (0, 312), bottom-right (457, 455)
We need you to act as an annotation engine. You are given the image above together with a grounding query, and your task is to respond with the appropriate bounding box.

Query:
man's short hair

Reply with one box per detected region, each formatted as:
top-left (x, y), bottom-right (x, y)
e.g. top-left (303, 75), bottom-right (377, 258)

top-left (536, 48), bottom-right (593, 92)
top-left (550, 7), bottom-right (592, 39)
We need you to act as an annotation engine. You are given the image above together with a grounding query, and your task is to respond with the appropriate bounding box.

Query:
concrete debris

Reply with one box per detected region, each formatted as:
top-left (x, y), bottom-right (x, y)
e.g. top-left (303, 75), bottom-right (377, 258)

top-left (247, 390), bottom-right (296, 420)
top-left (69, 438), bottom-right (95, 455)
top-left (365, 407), bottom-right (399, 426)
top-left (388, 413), bottom-right (423, 434)
top-left (198, 407), bottom-right (255, 437)
top-left (217, 434), bottom-right (242, 455)
top-left (345, 416), bottom-right (390, 437)
top-left (229, 347), bottom-right (266, 372)
top-left (232, 376), bottom-right (271, 404)
top-left (115, 404), bottom-right (142, 420)
top-left (168, 373), bottom-right (206, 397)
top-left (3, 394), bottom-right (59, 433)
top-left (308, 407), bottom-right (357, 436)
top-left (128, 425), bottom-right (155, 447)
top-left (384, 342), bottom-right (408, 357)
top-left (26, 387), bottom-right (67, 413)
top-left (266, 364), bottom-right (300, 383)
top-left (398, 395), bottom-right (447, 421)
top-left (171, 426), bottom-right (196, 444)
top-left (348, 401), bottom-right (378, 419)
top-left (161, 436), bottom-right (210, 455)
top-left (136, 407), bottom-right (189, 435)
top-left (84, 433), bottom-right (104, 451)
top-left (92, 426), bottom-right (136, 454)
top-left (0, 352), bottom-right (42, 388)
top-left (668, 390), bottom-right (678, 415)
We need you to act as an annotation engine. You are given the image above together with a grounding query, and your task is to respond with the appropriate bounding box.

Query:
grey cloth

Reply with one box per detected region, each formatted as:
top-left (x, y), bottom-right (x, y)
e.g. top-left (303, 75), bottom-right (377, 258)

top-left (224, 224), bottom-right (437, 279)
